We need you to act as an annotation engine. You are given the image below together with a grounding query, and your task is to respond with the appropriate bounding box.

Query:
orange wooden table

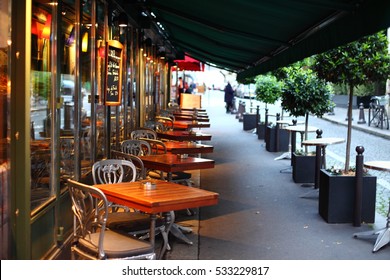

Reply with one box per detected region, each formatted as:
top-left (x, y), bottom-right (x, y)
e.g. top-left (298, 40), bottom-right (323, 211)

top-left (163, 141), bottom-right (214, 154)
top-left (95, 179), bottom-right (218, 257)
top-left (157, 130), bottom-right (212, 141)
top-left (173, 120), bottom-right (211, 130)
top-left (140, 153), bottom-right (215, 179)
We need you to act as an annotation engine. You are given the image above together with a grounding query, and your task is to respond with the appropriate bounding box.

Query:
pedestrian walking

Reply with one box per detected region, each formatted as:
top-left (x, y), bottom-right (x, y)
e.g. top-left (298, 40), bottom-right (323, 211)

top-left (224, 82), bottom-right (234, 113)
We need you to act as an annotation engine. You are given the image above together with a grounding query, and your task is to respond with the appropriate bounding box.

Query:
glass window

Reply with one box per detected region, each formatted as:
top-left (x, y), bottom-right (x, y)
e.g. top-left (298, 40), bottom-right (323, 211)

top-left (0, 0), bottom-right (11, 259)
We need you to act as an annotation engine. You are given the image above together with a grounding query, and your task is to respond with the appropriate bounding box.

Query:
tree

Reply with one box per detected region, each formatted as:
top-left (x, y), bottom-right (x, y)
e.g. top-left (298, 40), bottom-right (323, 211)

top-left (280, 66), bottom-right (333, 147)
top-left (255, 74), bottom-right (282, 108)
top-left (313, 30), bottom-right (390, 172)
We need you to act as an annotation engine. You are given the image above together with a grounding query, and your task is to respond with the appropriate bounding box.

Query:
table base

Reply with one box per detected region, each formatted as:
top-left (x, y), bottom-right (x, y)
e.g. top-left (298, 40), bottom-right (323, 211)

top-left (353, 227), bottom-right (390, 252)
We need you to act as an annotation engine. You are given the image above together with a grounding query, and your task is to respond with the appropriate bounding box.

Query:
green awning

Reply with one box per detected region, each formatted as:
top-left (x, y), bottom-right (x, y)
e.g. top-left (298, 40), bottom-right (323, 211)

top-left (121, 0), bottom-right (390, 82)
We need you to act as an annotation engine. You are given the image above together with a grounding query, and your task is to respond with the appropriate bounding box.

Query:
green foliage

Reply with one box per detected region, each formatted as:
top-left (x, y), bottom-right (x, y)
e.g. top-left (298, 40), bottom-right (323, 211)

top-left (254, 75), bottom-right (282, 104)
top-left (313, 30), bottom-right (390, 172)
top-left (313, 31), bottom-right (390, 87)
top-left (280, 68), bottom-right (333, 118)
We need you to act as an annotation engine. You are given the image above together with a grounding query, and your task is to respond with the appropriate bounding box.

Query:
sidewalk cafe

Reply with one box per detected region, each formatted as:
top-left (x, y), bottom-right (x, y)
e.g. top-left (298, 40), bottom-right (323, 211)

top-left (0, 0), bottom-right (389, 260)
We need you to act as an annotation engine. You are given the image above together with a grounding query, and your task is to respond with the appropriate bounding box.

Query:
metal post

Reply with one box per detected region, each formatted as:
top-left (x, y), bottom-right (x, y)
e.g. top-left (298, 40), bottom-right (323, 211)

top-left (357, 103), bottom-right (366, 124)
top-left (264, 108), bottom-right (269, 142)
top-left (276, 113), bottom-right (280, 151)
top-left (256, 105), bottom-right (260, 134)
top-left (354, 146), bottom-right (364, 227)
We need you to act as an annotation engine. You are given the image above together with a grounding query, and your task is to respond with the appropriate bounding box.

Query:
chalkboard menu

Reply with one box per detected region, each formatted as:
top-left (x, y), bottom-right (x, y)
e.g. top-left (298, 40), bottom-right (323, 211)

top-left (104, 40), bottom-right (123, 106)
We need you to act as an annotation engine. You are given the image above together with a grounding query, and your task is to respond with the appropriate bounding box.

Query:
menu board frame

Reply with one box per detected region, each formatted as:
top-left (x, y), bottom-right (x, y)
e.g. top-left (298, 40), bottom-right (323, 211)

top-left (104, 40), bottom-right (123, 106)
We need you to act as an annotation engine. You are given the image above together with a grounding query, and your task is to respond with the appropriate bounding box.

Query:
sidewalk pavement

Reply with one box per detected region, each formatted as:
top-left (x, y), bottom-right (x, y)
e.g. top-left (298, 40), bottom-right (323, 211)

top-left (322, 106), bottom-right (390, 140)
top-left (162, 94), bottom-right (390, 260)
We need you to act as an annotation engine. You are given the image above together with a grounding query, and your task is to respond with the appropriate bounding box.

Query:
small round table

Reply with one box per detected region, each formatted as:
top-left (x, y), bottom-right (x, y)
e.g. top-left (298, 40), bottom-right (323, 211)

top-left (354, 161), bottom-right (390, 252)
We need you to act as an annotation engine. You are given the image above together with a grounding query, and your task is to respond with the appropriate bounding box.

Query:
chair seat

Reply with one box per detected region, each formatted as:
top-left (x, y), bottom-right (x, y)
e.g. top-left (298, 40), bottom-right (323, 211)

top-left (77, 230), bottom-right (154, 259)
top-left (107, 211), bottom-right (165, 233)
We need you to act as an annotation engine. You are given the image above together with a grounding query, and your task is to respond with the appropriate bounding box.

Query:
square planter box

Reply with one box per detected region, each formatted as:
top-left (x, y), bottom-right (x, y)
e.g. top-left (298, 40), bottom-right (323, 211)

top-left (243, 113), bottom-right (257, 131)
top-left (319, 169), bottom-right (377, 224)
top-left (292, 153), bottom-right (316, 183)
top-left (265, 126), bottom-right (289, 152)
top-left (257, 123), bottom-right (266, 140)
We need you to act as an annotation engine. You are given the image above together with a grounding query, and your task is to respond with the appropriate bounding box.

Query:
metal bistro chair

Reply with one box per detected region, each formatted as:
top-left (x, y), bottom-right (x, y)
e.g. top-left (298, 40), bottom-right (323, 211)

top-left (144, 120), bottom-right (166, 133)
top-left (121, 139), bottom-right (151, 156)
top-left (155, 116), bottom-right (174, 131)
top-left (91, 158), bottom-right (169, 259)
top-left (140, 138), bottom-right (193, 187)
top-left (110, 150), bottom-right (146, 180)
top-left (130, 128), bottom-right (158, 140)
top-left (68, 179), bottom-right (155, 260)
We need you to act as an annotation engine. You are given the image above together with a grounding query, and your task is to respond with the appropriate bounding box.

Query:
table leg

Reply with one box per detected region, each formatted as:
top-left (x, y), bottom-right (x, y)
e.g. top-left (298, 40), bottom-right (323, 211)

top-left (300, 145), bottom-right (322, 198)
top-left (167, 210), bottom-right (193, 245)
top-left (354, 201), bottom-right (390, 252)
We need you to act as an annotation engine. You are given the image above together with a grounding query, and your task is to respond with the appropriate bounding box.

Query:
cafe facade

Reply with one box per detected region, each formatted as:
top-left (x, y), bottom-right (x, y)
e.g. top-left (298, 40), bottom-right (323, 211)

top-left (0, 0), bottom-right (176, 259)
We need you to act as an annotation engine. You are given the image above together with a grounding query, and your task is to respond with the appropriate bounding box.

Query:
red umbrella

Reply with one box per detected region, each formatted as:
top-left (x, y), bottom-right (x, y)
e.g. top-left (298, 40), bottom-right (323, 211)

top-left (173, 55), bottom-right (204, 71)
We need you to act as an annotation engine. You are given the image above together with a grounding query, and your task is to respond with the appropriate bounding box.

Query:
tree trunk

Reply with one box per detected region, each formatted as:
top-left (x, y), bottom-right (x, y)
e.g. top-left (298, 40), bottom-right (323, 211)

top-left (344, 84), bottom-right (354, 173)
top-left (304, 112), bottom-right (309, 154)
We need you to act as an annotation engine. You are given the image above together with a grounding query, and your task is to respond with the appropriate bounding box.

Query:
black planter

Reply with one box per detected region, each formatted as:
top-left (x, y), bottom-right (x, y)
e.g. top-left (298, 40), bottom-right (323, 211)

top-left (265, 126), bottom-right (289, 152)
top-left (257, 123), bottom-right (266, 140)
top-left (319, 169), bottom-right (377, 224)
top-left (292, 153), bottom-right (316, 183)
top-left (243, 113), bottom-right (257, 130)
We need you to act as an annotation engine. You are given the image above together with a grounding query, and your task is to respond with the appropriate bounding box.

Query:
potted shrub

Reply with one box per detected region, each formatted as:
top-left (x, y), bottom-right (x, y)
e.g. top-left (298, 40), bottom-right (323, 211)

top-left (255, 75), bottom-right (282, 140)
top-left (313, 31), bottom-right (390, 224)
top-left (319, 163), bottom-right (377, 224)
top-left (265, 121), bottom-right (289, 152)
top-left (278, 63), bottom-right (333, 182)
top-left (292, 149), bottom-right (316, 184)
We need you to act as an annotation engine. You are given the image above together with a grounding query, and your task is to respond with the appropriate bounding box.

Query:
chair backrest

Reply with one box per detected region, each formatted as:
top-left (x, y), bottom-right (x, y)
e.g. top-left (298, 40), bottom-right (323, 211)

top-left (121, 139), bottom-right (151, 156)
top-left (92, 159), bottom-right (137, 185)
top-left (68, 179), bottom-right (108, 259)
top-left (144, 120), bottom-right (166, 132)
top-left (110, 150), bottom-right (146, 180)
top-left (158, 110), bottom-right (176, 121)
top-left (130, 128), bottom-right (157, 140)
top-left (155, 116), bottom-right (174, 131)
top-left (139, 138), bottom-right (167, 155)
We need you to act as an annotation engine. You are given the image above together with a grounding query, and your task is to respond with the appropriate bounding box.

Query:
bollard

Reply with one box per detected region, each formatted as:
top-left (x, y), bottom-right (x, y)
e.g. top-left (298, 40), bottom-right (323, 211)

top-left (275, 113), bottom-right (280, 151)
top-left (354, 146), bottom-right (364, 227)
top-left (256, 105), bottom-right (260, 134)
top-left (357, 103), bottom-right (366, 124)
top-left (345, 102), bottom-right (354, 121)
top-left (264, 108), bottom-right (269, 142)
top-left (328, 104), bottom-right (335, 115)
top-left (316, 129), bottom-right (325, 168)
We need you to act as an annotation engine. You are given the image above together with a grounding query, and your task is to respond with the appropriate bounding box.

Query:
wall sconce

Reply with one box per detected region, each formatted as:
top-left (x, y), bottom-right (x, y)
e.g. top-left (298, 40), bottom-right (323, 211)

top-left (117, 12), bottom-right (128, 27)
top-left (41, 26), bottom-right (51, 39)
top-left (98, 41), bottom-right (105, 58)
top-left (158, 51), bottom-right (166, 60)
top-left (82, 32), bottom-right (88, 52)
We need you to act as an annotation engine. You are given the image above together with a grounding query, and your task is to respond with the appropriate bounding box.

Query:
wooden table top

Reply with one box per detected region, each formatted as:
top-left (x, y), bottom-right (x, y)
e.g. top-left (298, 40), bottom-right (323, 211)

top-left (164, 141), bottom-right (214, 154)
top-left (157, 130), bottom-right (212, 141)
top-left (95, 179), bottom-right (219, 214)
top-left (364, 161), bottom-right (390, 172)
top-left (173, 115), bottom-right (210, 122)
top-left (302, 137), bottom-right (345, 147)
top-left (173, 120), bottom-right (211, 130)
top-left (140, 153), bottom-right (215, 173)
